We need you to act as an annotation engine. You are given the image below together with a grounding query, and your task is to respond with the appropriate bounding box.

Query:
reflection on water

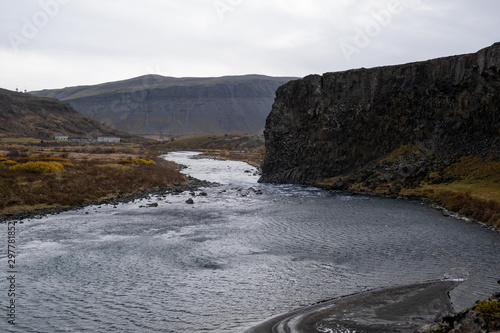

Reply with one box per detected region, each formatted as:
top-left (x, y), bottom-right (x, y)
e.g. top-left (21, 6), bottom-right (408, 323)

top-left (2, 152), bottom-right (499, 333)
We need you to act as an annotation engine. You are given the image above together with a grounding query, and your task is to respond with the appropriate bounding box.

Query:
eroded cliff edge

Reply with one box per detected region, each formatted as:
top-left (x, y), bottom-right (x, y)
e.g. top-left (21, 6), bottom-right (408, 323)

top-left (260, 43), bottom-right (500, 188)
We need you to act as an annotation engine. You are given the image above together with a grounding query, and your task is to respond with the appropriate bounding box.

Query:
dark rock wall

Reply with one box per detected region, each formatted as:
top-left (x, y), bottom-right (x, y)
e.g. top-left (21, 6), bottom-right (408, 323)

top-left (260, 43), bottom-right (500, 183)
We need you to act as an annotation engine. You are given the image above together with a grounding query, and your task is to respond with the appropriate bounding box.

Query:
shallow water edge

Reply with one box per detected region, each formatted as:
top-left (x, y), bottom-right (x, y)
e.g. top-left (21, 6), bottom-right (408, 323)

top-left (245, 280), bottom-right (461, 333)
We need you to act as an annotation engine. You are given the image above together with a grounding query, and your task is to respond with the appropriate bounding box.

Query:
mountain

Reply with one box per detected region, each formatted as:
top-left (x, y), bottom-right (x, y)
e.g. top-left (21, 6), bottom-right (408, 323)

top-left (0, 88), bottom-right (129, 139)
top-left (260, 42), bottom-right (500, 184)
top-left (31, 75), bottom-right (297, 137)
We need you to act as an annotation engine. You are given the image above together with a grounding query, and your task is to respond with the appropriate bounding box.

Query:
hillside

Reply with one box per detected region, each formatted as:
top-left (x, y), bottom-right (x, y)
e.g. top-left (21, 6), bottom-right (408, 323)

top-left (260, 42), bottom-right (500, 227)
top-left (0, 88), bottom-right (130, 139)
top-left (31, 75), bottom-right (297, 137)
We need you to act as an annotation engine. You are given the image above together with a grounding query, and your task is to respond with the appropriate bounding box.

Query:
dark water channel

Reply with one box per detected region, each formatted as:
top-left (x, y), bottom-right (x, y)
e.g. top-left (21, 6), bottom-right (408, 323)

top-left (1, 151), bottom-right (499, 332)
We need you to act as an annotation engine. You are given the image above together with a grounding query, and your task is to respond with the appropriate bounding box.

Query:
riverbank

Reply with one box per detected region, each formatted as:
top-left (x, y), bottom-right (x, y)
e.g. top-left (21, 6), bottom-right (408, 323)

top-left (0, 176), bottom-right (215, 223)
top-left (0, 140), bottom-right (190, 219)
top-left (199, 146), bottom-right (500, 230)
top-left (316, 147), bottom-right (500, 230)
top-left (245, 280), bottom-right (461, 333)
top-left (0, 139), bottom-right (261, 221)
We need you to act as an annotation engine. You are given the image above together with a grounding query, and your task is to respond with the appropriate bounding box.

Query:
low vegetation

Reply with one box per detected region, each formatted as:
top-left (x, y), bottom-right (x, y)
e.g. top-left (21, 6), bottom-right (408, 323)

top-left (9, 161), bottom-right (66, 173)
top-left (160, 134), bottom-right (264, 151)
top-left (0, 140), bottom-right (186, 216)
top-left (200, 150), bottom-right (264, 168)
top-left (319, 146), bottom-right (500, 229)
top-left (474, 300), bottom-right (500, 325)
top-left (414, 156), bottom-right (500, 227)
top-left (0, 134), bottom-right (265, 216)
top-left (382, 144), bottom-right (430, 163)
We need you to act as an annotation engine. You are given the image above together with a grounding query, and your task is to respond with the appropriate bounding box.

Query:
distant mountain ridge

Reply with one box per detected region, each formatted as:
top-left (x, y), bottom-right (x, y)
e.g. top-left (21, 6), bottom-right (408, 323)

top-left (32, 74), bottom-right (297, 137)
top-left (0, 88), bottom-right (129, 139)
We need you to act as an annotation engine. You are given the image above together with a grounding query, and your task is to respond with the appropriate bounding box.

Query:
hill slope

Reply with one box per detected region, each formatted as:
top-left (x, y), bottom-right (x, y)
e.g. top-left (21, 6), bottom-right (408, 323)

top-left (0, 88), bottom-right (129, 139)
top-left (32, 75), bottom-right (297, 137)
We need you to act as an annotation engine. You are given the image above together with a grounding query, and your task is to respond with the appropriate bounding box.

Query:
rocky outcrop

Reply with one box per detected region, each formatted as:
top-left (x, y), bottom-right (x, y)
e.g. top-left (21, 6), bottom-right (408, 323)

top-left (418, 292), bottom-right (500, 333)
top-left (32, 75), bottom-right (296, 137)
top-left (260, 43), bottom-right (500, 184)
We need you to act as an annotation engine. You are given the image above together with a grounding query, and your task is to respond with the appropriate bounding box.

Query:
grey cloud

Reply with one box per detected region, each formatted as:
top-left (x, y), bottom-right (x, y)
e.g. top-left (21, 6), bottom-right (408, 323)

top-left (1, 0), bottom-right (499, 90)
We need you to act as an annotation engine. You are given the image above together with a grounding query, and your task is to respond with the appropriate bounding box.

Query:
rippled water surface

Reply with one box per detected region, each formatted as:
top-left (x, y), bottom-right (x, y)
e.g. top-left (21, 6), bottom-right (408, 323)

top-left (2, 151), bottom-right (499, 332)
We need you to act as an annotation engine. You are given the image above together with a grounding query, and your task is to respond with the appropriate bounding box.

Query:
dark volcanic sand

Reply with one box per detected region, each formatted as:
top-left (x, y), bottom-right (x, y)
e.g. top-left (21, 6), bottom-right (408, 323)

top-left (246, 280), bottom-right (460, 333)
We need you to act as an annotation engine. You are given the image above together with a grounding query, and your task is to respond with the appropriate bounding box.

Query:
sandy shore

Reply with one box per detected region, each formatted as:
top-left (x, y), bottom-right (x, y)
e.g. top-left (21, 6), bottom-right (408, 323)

top-left (245, 280), bottom-right (461, 333)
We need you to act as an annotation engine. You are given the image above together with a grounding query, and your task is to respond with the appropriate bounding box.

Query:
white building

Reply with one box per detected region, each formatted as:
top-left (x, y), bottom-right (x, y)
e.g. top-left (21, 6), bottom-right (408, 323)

top-left (55, 136), bottom-right (69, 141)
top-left (96, 137), bottom-right (121, 143)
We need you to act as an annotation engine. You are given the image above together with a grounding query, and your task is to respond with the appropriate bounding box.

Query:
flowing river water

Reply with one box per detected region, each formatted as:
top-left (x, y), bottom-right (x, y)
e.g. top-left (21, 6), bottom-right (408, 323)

top-left (1, 151), bottom-right (499, 332)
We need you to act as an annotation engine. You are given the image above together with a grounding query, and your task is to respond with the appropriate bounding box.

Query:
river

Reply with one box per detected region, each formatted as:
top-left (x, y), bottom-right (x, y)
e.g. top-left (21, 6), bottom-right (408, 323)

top-left (1, 151), bottom-right (499, 332)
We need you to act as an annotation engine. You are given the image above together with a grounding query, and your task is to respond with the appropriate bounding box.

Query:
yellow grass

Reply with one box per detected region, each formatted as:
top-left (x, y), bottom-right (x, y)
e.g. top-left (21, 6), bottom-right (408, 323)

top-left (383, 145), bottom-right (429, 163)
top-left (0, 140), bottom-right (187, 216)
top-left (10, 161), bottom-right (65, 173)
top-left (0, 137), bottom-right (42, 143)
top-left (401, 155), bottom-right (500, 227)
top-left (420, 182), bottom-right (500, 203)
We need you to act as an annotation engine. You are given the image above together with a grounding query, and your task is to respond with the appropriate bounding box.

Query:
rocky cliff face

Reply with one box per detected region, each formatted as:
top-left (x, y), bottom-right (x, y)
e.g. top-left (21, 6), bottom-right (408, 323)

top-left (260, 43), bottom-right (500, 184)
top-left (32, 75), bottom-right (296, 137)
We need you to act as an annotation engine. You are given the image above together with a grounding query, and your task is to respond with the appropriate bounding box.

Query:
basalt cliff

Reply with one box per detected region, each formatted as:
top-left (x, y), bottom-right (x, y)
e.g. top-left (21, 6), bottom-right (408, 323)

top-left (260, 43), bottom-right (500, 187)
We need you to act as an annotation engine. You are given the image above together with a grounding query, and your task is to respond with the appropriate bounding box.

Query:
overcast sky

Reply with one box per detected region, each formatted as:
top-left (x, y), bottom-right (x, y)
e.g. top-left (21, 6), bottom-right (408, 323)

top-left (1, 0), bottom-right (499, 91)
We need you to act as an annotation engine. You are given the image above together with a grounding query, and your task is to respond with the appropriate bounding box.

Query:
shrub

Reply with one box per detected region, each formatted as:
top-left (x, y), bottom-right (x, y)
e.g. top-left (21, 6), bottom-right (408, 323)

top-left (10, 161), bottom-right (65, 173)
top-left (118, 159), bottom-right (133, 165)
top-left (1, 160), bottom-right (17, 165)
top-left (133, 158), bottom-right (156, 165)
top-left (474, 300), bottom-right (500, 324)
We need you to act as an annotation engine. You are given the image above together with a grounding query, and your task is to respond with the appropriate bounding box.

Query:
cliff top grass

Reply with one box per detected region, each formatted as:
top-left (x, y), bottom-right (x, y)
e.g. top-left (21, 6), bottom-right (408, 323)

top-left (0, 140), bottom-right (186, 216)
